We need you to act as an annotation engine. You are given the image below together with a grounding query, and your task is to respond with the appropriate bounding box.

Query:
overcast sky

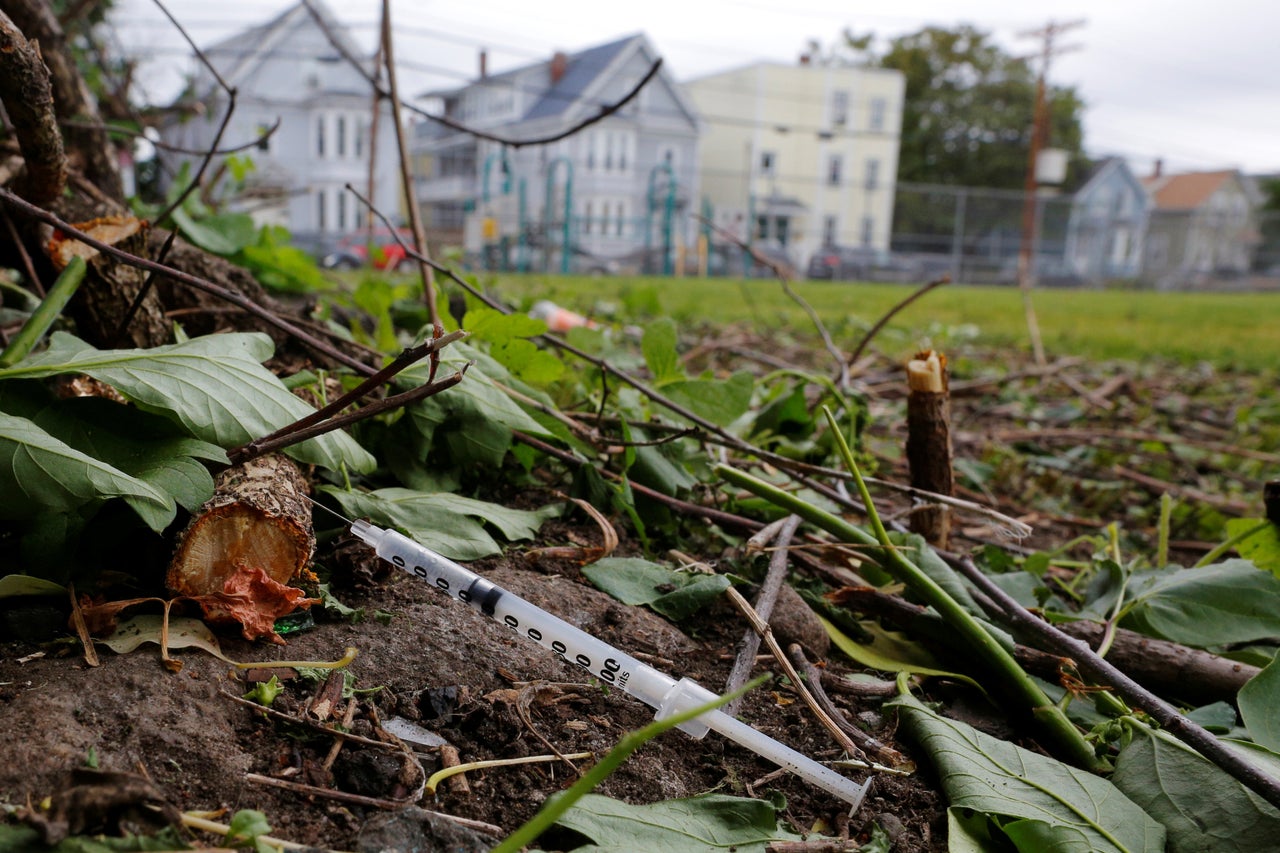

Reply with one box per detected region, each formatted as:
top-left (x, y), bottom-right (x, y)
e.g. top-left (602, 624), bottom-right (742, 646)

top-left (111, 0), bottom-right (1279, 176)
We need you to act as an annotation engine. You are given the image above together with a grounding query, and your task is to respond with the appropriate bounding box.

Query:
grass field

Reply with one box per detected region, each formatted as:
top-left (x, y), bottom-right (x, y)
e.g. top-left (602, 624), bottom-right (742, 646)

top-left (479, 273), bottom-right (1277, 371)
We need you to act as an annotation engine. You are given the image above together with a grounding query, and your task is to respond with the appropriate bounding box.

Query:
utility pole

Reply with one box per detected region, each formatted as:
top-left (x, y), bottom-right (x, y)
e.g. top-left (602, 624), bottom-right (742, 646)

top-left (1016, 19), bottom-right (1085, 365)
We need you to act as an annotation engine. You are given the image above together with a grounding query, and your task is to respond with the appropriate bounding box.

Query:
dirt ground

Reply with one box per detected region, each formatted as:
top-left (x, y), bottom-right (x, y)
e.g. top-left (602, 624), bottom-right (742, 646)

top-left (0, 531), bottom-right (946, 851)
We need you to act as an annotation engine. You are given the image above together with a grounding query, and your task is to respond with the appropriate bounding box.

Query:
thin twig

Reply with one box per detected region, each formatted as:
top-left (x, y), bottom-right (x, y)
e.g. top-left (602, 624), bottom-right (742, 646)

top-left (846, 275), bottom-right (950, 367)
top-left (228, 328), bottom-right (466, 463)
top-left (0, 187), bottom-right (375, 375)
top-left (724, 515), bottom-right (801, 715)
top-left (66, 117), bottom-right (281, 156)
top-left (724, 586), bottom-right (862, 758)
top-left (697, 214), bottom-right (848, 388)
top-left (377, 4), bottom-right (438, 323)
top-left (954, 555), bottom-right (1280, 812)
top-left (788, 643), bottom-right (911, 770)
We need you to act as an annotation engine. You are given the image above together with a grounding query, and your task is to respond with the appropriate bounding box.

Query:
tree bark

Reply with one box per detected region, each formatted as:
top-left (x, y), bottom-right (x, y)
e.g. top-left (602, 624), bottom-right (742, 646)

top-left (0, 8), bottom-right (66, 206)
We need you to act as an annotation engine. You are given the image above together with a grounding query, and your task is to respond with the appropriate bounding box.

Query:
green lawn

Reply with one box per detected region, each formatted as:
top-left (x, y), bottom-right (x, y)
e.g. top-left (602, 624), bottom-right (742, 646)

top-left (481, 274), bottom-right (1278, 371)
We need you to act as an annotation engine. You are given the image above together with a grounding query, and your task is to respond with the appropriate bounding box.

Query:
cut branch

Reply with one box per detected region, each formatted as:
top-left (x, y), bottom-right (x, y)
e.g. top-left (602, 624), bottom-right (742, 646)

top-left (0, 8), bottom-right (67, 205)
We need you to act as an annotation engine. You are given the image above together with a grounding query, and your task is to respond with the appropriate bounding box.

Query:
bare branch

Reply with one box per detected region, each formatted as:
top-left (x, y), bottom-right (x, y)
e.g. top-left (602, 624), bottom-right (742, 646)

top-left (847, 275), bottom-right (950, 367)
top-left (65, 118), bottom-right (282, 157)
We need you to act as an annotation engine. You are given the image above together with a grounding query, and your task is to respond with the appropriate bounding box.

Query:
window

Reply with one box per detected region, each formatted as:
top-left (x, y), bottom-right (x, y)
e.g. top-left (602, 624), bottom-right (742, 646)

top-left (604, 133), bottom-right (614, 172)
top-left (600, 202), bottom-right (610, 235)
top-left (354, 122), bottom-right (366, 159)
top-left (336, 115), bottom-right (347, 157)
top-left (831, 90), bottom-right (849, 126)
top-left (316, 189), bottom-right (327, 231)
top-left (756, 215), bottom-right (769, 241)
top-left (315, 115), bottom-right (326, 158)
top-left (584, 201), bottom-right (593, 235)
top-left (616, 201), bottom-right (626, 236)
top-left (585, 132), bottom-right (595, 171)
top-left (822, 215), bottom-right (838, 247)
top-left (827, 154), bottom-right (842, 187)
top-left (860, 215), bottom-right (874, 247)
top-left (869, 97), bottom-right (887, 132)
top-left (776, 216), bottom-right (790, 246)
top-left (619, 133), bottom-right (629, 173)
top-left (864, 158), bottom-right (881, 190)
top-left (337, 191), bottom-right (348, 230)
top-left (760, 151), bottom-right (776, 177)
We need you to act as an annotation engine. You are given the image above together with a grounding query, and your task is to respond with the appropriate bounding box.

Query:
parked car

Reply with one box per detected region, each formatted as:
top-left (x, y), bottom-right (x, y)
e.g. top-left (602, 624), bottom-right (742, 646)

top-left (806, 246), bottom-right (922, 282)
top-left (746, 242), bottom-right (798, 278)
top-left (321, 228), bottom-right (416, 271)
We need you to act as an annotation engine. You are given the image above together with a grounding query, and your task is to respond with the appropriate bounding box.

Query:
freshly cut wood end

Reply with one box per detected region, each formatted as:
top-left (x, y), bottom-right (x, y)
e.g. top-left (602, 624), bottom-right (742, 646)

top-left (167, 454), bottom-right (314, 600)
top-left (46, 215), bottom-right (147, 271)
top-left (907, 349), bottom-right (948, 393)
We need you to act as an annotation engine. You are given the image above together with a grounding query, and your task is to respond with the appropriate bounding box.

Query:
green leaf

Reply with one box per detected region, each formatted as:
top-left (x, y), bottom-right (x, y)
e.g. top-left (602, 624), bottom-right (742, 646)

top-left (1226, 517), bottom-right (1280, 574)
top-left (226, 808), bottom-right (275, 853)
top-left (0, 332), bottom-right (373, 473)
top-left (1121, 560), bottom-right (1280, 647)
top-left (29, 396), bottom-right (224, 514)
top-left (820, 616), bottom-right (981, 689)
top-left (464, 306), bottom-right (547, 341)
top-left (642, 318), bottom-right (683, 385)
top-left (661, 372), bottom-right (754, 427)
top-left (170, 205), bottom-right (256, 255)
top-left (243, 675), bottom-right (282, 707)
top-left (551, 792), bottom-right (805, 852)
top-left (1239, 652), bottom-right (1280, 752)
top-left (581, 558), bottom-right (730, 621)
top-left (890, 692), bottom-right (1165, 852)
top-left (491, 338), bottom-right (565, 385)
top-left (321, 486), bottom-right (559, 561)
top-left (401, 342), bottom-right (550, 469)
top-left (0, 574), bottom-right (65, 597)
top-left (1111, 724), bottom-right (1280, 852)
top-left (0, 412), bottom-right (173, 531)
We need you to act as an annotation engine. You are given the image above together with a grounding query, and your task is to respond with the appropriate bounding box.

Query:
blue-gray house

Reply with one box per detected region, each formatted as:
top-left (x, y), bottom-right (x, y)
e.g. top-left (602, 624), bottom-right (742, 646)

top-left (1060, 157), bottom-right (1149, 282)
top-left (411, 34), bottom-right (701, 272)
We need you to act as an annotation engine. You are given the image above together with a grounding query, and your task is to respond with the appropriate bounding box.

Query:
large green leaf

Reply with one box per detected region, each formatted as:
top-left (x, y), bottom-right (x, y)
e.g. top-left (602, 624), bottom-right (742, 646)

top-left (27, 395), bottom-right (225, 514)
top-left (551, 793), bottom-right (805, 852)
top-left (320, 487), bottom-right (559, 561)
top-left (0, 411), bottom-right (173, 531)
top-left (170, 205), bottom-right (256, 255)
top-left (1226, 518), bottom-right (1280, 574)
top-left (1120, 559), bottom-right (1280, 647)
top-left (400, 342), bottom-right (550, 469)
top-left (1238, 652), bottom-right (1280, 752)
top-left (582, 558), bottom-right (730, 621)
top-left (0, 332), bottom-right (373, 473)
top-left (661, 372), bottom-right (754, 428)
top-left (821, 616), bottom-right (981, 690)
top-left (1111, 723), bottom-right (1280, 852)
top-left (889, 692), bottom-right (1165, 852)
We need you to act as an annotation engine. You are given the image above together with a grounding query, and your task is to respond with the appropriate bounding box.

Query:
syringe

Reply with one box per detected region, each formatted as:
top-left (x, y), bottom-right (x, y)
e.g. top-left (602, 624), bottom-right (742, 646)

top-left (346, 518), bottom-right (870, 808)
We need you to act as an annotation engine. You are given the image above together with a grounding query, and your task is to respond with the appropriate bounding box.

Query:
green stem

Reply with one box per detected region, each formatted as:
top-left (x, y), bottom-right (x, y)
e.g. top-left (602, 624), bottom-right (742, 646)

top-left (492, 675), bottom-right (770, 853)
top-left (715, 415), bottom-right (1104, 773)
top-left (1156, 493), bottom-right (1173, 567)
top-left (1195, 519), bottom-right (1272, 568)
top-left (0, 257), bottom-right (87, 367)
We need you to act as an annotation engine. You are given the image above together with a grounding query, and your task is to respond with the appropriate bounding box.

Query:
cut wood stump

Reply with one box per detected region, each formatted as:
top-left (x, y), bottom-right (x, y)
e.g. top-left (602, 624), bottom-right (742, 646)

top-left (168, 454), bottom-right (314, 605)
top-left (906, 350), bottom-right (953, 548)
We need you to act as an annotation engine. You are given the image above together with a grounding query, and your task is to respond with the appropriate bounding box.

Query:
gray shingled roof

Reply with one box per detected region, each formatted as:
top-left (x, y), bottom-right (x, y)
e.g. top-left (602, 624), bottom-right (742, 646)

top-left (522, 35), bottom-right (638, 121)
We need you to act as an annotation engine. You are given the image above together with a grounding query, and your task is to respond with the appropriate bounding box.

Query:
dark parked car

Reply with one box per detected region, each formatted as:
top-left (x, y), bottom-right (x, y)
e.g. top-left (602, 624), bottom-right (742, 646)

top-left (806, 246), bottom-right (922, 282)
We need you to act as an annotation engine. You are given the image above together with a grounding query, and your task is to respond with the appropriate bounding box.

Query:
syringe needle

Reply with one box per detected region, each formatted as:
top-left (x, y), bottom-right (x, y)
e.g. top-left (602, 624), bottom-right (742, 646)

top-left (304, 494), bottom-right (357, 526)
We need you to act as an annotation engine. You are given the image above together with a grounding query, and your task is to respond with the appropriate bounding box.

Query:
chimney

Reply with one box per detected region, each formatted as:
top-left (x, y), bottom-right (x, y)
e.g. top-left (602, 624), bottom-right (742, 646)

top-left (479, 49), bottom-right (488, 80)
top-left (1151, 158), bottom-right (1164, 179)
top-left (799, 52), bottom-right (811, 66)
top-left (550, 50), bottom-right (568, 85)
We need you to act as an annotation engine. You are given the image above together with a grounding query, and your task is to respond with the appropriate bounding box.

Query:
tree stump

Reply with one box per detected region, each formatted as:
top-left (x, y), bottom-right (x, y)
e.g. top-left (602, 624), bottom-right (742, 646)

top-left (167, 454), bottom-right (314, 601)
top-left (906, 350), bottom-right (953, 548)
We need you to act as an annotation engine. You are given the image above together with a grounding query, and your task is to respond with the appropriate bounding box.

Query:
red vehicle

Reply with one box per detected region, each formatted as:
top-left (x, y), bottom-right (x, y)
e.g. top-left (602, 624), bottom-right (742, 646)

top-left (321, 228), bottom-right (415, 271)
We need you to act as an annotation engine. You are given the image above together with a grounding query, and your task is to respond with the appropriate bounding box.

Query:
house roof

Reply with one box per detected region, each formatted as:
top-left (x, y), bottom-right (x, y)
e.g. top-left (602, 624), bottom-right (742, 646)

top-left (1143, 170), bottom-right (1236, 210)
top-left (523, 35), bottom-right (638, 121)
top-left (198, 0), bottom-right (368, 95)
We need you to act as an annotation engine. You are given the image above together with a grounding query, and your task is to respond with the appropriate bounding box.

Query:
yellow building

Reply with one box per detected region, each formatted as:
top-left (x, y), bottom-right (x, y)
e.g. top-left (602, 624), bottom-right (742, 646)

top-left (686, 61), bottom-right (904, 272)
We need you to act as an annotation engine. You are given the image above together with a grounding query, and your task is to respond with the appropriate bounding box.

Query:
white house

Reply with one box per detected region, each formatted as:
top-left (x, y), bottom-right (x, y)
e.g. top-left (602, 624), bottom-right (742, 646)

top-left (412, 34), bottom-right (700, 273)
top-left (157, 1), bottom-right (401, 254)
top-left (685, 60), bottom-right (905, 269)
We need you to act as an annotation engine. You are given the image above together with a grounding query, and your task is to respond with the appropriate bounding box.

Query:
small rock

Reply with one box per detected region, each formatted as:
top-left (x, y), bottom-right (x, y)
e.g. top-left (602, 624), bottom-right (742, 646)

top-left (768, 584), bottom-right (830, 658)
top-left (357, 806), bottom-right (498, 853)
top-left (332, 751), bottom-right (402, 798)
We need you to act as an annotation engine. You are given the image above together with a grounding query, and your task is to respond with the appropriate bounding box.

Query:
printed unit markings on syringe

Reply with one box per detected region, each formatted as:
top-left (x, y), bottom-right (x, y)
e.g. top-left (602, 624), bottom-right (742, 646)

top-left (389, 551), bottom-right (633, 689)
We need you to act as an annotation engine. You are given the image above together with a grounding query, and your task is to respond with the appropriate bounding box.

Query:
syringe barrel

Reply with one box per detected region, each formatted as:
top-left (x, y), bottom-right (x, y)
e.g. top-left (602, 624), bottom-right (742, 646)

top-left (357, 523), bottom-right (696, 727)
